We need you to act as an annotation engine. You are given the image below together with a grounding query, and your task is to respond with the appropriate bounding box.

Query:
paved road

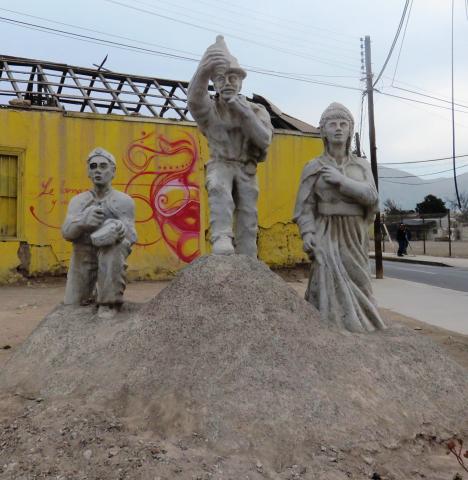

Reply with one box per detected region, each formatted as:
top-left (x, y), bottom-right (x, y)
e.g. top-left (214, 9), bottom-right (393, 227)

top-left (370, 260), bottom-right (468, 292)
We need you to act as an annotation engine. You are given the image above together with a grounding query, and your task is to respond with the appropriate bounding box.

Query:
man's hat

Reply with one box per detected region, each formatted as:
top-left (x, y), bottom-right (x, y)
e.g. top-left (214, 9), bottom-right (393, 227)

top-left (207, 35), bottom-right (247, 80)
top-left (87, 147), bottom-right (116, 165)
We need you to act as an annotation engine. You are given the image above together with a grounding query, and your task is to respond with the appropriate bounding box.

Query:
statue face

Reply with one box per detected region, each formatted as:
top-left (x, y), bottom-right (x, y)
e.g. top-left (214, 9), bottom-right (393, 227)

top-left (323, 118), bottom-right (350, 146)
top-left (87, 156), bottom-right (115, 187)
top-left (213, 72), bottom-right (242, 101)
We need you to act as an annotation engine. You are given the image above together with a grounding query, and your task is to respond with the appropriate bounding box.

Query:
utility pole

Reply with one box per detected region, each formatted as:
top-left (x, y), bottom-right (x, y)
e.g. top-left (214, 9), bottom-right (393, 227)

top-left (364, 35), bottom-right (383, 279)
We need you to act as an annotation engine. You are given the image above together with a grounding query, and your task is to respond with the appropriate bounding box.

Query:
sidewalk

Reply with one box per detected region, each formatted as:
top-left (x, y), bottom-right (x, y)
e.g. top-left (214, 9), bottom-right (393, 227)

top-left (371, 277), bottom-right (468, 335)
top-left (369, 251), bottom-right (468, 268)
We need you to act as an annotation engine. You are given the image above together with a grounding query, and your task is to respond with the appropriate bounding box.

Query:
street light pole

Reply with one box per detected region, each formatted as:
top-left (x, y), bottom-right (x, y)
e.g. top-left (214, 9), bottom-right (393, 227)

top-left (364, 35), bottom-right (384, 279)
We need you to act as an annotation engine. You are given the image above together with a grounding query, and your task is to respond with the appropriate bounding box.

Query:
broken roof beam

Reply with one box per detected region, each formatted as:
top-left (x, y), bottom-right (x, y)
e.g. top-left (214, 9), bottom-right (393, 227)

top-left (68, 68), bottom-right (98, 113)
top-left (126, 77), bottom-right (158, 117)
top-left (2, 61), bottom-right (24, 100)
top-left (153, 80), bottom-right (187, 120)
top-left (98, 75), bottom-right (129, 115)
top-left (36, 64), bottom-right (62, 109)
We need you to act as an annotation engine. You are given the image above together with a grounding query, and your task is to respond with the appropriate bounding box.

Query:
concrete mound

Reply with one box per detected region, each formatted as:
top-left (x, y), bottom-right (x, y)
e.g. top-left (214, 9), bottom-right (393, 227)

top-left (1, 254), bottom-right (467, 478)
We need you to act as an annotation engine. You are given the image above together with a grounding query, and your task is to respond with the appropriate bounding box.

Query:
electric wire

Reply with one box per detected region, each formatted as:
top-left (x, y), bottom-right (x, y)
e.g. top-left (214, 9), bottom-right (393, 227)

top-left (451, 0), bottom-right (462, 208)
top-left (390, 85), bottom-right (468, 110)
top-left (168, 0), bottom-right (359, 42)
top-left (376, 90), bottom-right (468, 114)
top-left (0, 16), bottom-right (364, 92)
top-left (391, 0), bottom-right (413, 84)
top-left (380, 162), bottom-right (468, 178)
top-left (0, 8), bottom-right (363, 81)
top-left (373, 0), bottom-right (410, 87)
top-left (102, 0), bottom-right (362, 73)
top-left (133, 0), bottom-right (359, 57)
top-left (382, 154), bottom-right (468, 165)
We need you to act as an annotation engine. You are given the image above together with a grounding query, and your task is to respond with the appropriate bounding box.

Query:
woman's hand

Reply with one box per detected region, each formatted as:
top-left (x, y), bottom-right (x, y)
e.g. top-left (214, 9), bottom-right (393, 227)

top-left (303, 232), bottom-right (316, 255)
top-left (321, 165), bottom-right (345, 186)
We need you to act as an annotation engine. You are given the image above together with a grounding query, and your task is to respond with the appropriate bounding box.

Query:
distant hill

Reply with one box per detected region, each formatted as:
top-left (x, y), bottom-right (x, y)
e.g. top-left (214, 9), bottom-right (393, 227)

top-left (377, 166), bottom-right (468, 210)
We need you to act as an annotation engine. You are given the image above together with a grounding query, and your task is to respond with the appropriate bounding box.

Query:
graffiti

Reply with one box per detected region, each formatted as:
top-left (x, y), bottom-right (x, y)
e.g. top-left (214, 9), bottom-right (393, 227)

top-left (30, 178), bottom-right (87, 230)
top-left (122, 131), bottom-right (201, 263)
top-left (27, 131), bottom-right (201, 263)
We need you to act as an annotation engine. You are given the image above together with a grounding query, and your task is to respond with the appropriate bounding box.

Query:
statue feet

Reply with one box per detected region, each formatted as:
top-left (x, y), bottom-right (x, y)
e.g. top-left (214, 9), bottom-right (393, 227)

top-left (212, 236), bottom-right (235, 255)
top-left (97, 305), bottom-right (118, 319)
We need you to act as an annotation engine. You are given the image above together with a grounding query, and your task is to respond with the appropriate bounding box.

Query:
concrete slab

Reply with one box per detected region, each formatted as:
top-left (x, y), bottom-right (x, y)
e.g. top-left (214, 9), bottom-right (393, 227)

top-left (372, 277), bottom-right (468, 335)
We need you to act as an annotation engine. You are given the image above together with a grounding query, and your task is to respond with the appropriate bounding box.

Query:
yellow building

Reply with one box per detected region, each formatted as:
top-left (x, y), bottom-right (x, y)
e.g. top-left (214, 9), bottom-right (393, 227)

top-left (0, 56), bottom-right (322, 282)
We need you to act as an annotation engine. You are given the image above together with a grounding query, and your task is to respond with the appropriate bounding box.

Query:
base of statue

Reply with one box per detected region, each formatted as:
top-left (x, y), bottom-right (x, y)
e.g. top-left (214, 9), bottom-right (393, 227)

top-left (0, 255), bottom-right (466, 479)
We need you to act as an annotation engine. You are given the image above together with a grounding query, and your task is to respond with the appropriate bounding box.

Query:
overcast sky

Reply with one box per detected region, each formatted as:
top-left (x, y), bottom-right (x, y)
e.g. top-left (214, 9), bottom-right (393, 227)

top-left (1, 0), bottom-right (468, 194)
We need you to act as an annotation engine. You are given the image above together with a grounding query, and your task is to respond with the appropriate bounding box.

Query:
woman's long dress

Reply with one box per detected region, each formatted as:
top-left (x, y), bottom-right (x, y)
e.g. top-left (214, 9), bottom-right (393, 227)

top-left (294, 153), bottom-right (386, 333)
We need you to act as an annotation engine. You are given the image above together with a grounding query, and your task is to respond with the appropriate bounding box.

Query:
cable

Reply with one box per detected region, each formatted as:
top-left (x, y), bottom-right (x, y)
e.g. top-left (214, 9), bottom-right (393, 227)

top-left (0, 15), bottom-right (365, 93)
top-left (391, 0), bottom-right (413, 84)
top-left (165, 0), bottom-right (359, 43)
top-left (0, 16), bottom-right (199, 62)
top-left (102, 0), bottom-right (362, 73)
top-left (380, 163), bottom-right (468, 178)
top-left (376, 90), bottom-right (468, 114)
top-left (0, 8), bottom-right (364, 82)
top-left (451, 0), bottom-right (462, 208)
top-left (0, 6), bottom-right (200, 58)
top-left (373, 0), bottom-right (410, 87)
top-left (133, 0), bottom-right (359, 57)
top-left (380, 178), bottom-right (447, 185)
top-left (390, 85), bottom-right (468, 110)
top-left (382, 154), bottom-right (468, 165)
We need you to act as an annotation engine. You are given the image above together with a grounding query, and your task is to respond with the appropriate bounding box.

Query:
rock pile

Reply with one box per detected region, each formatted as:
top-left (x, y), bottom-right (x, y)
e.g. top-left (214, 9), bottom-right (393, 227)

top-left (1, 255), bottom-right (466, 479)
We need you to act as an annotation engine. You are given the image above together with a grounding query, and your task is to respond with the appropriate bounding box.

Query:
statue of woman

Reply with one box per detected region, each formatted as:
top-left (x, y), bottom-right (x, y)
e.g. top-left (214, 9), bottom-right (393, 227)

top-left (294, 103), bottom-right (386, 332)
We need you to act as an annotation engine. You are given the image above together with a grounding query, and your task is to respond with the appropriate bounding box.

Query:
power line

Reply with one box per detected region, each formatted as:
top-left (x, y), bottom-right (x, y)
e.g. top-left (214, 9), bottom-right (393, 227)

top-left (373, 0), bottom-right (410, 87)
top-left (170, 0), bottom-right (359, 43)
top-left (103, 0), bottom-right (361, 73)
top-left (0, 16), bottom-right (199, 62)
top-left (0, 8), bottom-right (363, 81)
top-left (135, 0), bottom-right (359, 57)
top-left (380, 162), bottom-right (468, 178)
top-left (0, 7), bottom-right (200, 58)
top-left (382, 154), bottom-right (468, 165)
top-left (0, 15), bottom-right (364, 93)
top-left (376, 90), bottom-right (468, 114)
top-left (380, 178), bottom-right (447, 185)
top-left (391, 0), bottom-right (413, 84)
top-left (390, 85), bottom-right (468, 110)
top-left (451, 0), bottom-right (461, 208)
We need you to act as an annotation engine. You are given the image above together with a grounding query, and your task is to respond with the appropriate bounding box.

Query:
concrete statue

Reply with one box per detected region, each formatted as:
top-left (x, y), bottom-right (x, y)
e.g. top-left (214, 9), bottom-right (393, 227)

top-left (187, 35), bottom-right (273, 257)
top-left (294, 103), bottom-right (386, 332)
top-left (62, 147), bottom-right (137, 319)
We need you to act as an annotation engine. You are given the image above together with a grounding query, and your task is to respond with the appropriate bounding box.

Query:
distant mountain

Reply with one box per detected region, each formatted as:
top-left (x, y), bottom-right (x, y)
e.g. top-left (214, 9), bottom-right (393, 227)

top-left (377, 166), bottom-right (468, 210)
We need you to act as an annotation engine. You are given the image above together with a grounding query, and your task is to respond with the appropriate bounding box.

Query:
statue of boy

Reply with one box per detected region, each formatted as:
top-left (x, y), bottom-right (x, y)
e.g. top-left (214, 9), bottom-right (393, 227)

top-left (294, 103), bottom-right (386, 333)
top-left (188, 35), bottom-right (273, 257)
top-left (62, 147), bottom-right (137, 319)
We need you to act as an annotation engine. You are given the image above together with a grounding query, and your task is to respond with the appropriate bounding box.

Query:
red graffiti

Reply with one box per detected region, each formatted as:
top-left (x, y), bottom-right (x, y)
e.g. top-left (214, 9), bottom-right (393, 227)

top-left (123, 131), bottom-right (201, 263)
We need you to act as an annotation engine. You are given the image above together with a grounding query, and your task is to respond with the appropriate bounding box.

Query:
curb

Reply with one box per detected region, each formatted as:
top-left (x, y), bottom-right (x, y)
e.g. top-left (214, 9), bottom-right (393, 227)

top-left (368, 254), bottom-right (452, 268)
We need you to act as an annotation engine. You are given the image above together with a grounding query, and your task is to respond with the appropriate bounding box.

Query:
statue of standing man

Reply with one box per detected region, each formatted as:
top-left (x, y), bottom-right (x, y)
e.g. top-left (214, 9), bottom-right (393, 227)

top-left (188, 35), bottom-right (273, 257)
top-left (62, 148), bottom-right (137, 319)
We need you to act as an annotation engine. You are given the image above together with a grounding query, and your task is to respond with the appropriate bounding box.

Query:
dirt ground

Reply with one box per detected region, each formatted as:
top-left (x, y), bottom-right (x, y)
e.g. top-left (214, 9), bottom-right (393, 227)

top-left (1, 273), bottom-right (467, 371)
top-left (1, 272), bottom-right (467, 480)
top-left (380, 239), bottom-right (468, 258)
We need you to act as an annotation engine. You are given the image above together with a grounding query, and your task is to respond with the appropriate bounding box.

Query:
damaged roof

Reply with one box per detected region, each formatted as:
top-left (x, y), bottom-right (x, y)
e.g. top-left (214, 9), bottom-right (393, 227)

top-left (0, 54), bottom-right (318, 133)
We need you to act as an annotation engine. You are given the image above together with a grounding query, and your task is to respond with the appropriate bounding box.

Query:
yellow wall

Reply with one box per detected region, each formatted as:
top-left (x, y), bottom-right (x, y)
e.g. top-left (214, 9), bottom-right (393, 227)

top-left (0, 109), bottom-right (322, 281)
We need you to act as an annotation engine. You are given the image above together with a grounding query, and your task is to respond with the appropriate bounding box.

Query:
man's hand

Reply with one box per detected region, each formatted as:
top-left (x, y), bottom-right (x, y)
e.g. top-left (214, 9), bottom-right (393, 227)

top-left (303, 232), bottom-right (316, 255)
top-left (321, 165), bottom-right (345, 186)
top-left (113, 220), bottom-right (127, 241)
top-left (83, 206), bottom-right (105, 229)
top-left (198, 49), bottom-right (229, 77)
top-left (227, 95), bottom-right (252, 118)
